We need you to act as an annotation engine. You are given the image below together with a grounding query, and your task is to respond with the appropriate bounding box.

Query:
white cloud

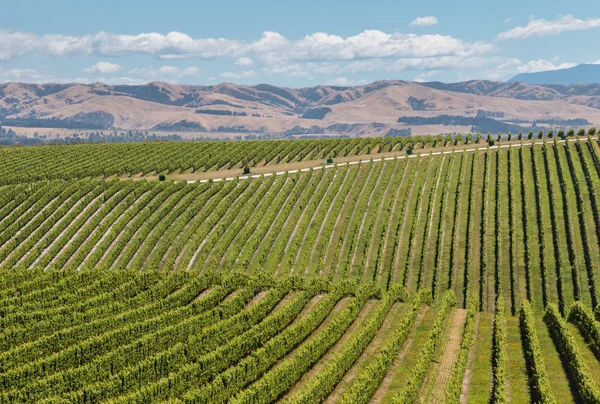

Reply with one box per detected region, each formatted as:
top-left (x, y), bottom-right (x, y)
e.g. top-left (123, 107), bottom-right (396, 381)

top-left (591, 60), bottom-right (600, 64)
top-left (129, 65), bottom-right (200, 83)
top-left (0, 29), bottom-right (493, 63)
top-left (414, 70), bottom-right (442, 82)
top-left (83, 76), bottom-right (148, 85)
top-left (497, 15), bottom-right (600, 40)
top-left (235, 57), bottom-right (254, 66)
top-left (220, 70), bottom-right (256, 79)
top-left (410, 16), bottom-right (439, 27)
top-left (82, 61), bottom-right (122, 74)
top-left (325, 77), bottom-right (368, 87)
top-left (129, 65), bottom-right (200, 80)
top-left (0, 68), bottom-right (44, 82)
top-left (504, 17), bottom-right (515, 23)
top-left (515, 59), bottom-right (577, 73)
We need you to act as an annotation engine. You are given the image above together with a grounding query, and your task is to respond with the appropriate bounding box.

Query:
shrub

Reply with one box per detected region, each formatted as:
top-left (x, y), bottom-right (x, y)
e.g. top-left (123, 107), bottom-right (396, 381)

top-left (520, 300), bottom-right (557, 404)
top-left (544, 304), bottom-right (600, 403)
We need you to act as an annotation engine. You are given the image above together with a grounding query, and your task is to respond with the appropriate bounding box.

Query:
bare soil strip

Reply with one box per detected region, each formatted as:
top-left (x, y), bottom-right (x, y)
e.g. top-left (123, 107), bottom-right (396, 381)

top-left (306, 168), bottom-right (354, 276)
top-left (424, 308), bottom-right (468, 403)
top-left (391, 159), bottom-right (424, 283)
top-left (324, 302), bottom-right (409, 403)
top-left (363, 161), bottom-right (405, 282)
top-left (420, 156), bottom-right (446, 287)
top-left (460, 312), bottom-right (480, 404)
top-left (283, 300), bottom-right (380, 398)
top-left (370, 306), bottom-right (430, 403)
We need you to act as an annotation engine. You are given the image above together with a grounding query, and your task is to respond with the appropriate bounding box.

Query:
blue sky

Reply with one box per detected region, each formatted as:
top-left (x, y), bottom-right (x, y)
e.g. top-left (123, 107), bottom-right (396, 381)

top-left (1, 0), bottom-right (599, 86)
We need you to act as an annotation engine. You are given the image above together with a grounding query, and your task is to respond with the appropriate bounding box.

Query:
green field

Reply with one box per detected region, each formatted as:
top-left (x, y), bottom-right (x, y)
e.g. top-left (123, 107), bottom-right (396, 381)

top-left (2, 134), bottom-right (600, 402)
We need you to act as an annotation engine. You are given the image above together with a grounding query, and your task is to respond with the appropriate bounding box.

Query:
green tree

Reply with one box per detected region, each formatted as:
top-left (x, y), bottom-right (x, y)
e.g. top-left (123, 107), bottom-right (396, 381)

top-left (435, 134), bottom-right (444, 146)
top-left (567, 128), bottom-right (575, 137)
top-left (588, 127), bottom-right (597, 136)
top-left (445, 134), bottom-right (453, 146)
top-left (538, 130), bottom-right (543, 139)
top-left (528, 130), bottom-right (533, 139)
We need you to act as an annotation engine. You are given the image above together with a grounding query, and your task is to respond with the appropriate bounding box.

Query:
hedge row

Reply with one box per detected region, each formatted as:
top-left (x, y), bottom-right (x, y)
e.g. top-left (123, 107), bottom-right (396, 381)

top-left (544, 303), bottom-right (600, 403)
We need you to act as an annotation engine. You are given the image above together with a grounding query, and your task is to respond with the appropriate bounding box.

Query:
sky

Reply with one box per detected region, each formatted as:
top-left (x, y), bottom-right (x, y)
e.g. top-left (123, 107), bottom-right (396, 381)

top-left (1, 0), bottom-right (600, 87)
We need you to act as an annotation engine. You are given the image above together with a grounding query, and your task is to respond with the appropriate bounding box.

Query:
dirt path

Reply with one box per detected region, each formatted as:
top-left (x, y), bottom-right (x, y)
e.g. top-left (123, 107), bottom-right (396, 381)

top-left (138, 187), bottom-right (205, 269)
top-left (245, 290), bottom-right (271, 310)
top-left (279, 297), bottom-right (352, 364)
top-left (0, 192), bottom-right (64, 251)
top-left (371, 307), bottom-right (429, 403)
top-left (403, 158), bottom-right (434, 288)
top-left (179, 182), bottom-right (250, 271)
top-left (244, 174), bottom-right (311, 272)
top-left (78, 189), bottom-right (151, 270)
top-left (274, 171), bottom-right (331, 276)
top-left (421, 156), bottom-right (446, 287)
top-left (32, 191), bottom-right (107, 269)
top-left (363, 161), bottom-right (405, 282)
top-left (324, 302), bottom-right (408, 403)
top-left (425, 309), bottom-right (468, 403)
top-left (13, 188), bottom-right (97, 267)
top-left (306, 167), bottom-right (354, 276)
top-left (287, 170), bottom-right (342, 277)
top-left (96, 189), bottom-right (164, 268)
top-left (330, 165), bottom-right (378, 282)
top-left (460, 312), bottom-right (480, 404)
top-left (215, 178), bottom-right (284, 272)
top-left (124, 138), bottom-right (583, 184)
top-left (284, 300), bottom-right (380, 398)
top-left (321, 165), bottom-right (372, 278)
top-left (0, 185), bottom-right (58, 236)
top-left (62, 188), bottom-right (135, 269)
top-left (187, 181), bottom-right (264, 272)
top-left (431, 156), bottom-right (457, 296)
top-left (348, 161), bottom-right (388, 277)
top-left (372, 161), bottom-right (411, 285)
top-left (391, 159), bottom-right (424, 284)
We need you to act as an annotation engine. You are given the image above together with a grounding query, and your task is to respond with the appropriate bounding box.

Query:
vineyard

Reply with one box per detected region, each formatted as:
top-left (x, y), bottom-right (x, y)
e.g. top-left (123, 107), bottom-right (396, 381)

top-left (2, 134), bottom-right (600, 402)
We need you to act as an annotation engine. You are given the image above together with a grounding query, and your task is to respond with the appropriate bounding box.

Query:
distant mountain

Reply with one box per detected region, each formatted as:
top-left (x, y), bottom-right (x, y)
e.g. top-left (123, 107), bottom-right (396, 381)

top-left (2, 79), bottom-right (600, 138)
top-left (509, 64), bottom-right (600, 85)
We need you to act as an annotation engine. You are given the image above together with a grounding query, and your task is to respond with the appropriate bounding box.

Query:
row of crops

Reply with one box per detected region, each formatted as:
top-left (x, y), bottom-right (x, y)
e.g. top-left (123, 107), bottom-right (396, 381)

top-left (3, 269), bottom-right (600, 403)
top-left (1, 140), bottom-right (600, 309)
top-left (3, 131), bottom-right (594, 185)
top-left (4, 135), bottom-right (600, 402)
top-left (0, 136), bottom-right (427, 185)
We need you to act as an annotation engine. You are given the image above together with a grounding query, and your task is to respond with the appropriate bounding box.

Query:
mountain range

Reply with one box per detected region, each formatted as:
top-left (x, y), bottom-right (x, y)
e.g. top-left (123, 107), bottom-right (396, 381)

top-left (509, 64), bottom-right (600, 86)
top-left (2, 79), bottom-right (600, 138)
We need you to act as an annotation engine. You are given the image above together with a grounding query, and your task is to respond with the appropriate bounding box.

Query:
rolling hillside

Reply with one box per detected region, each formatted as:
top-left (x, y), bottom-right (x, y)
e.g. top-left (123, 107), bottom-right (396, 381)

top-left (2, 80), bottom-right (600, 137)
top-left (2, 134), bottom-right (600, 402)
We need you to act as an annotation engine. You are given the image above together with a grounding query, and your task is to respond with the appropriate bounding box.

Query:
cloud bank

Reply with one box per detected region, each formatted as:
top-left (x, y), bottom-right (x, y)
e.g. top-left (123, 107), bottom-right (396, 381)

top-left (410, 16), bottom-right (439, 27)
top-left (498, 15), bottom-right (600, 40)
top-left (0, 29), bottom-right (493, 63)
top-left (82, 61), bottom-right (122, 74)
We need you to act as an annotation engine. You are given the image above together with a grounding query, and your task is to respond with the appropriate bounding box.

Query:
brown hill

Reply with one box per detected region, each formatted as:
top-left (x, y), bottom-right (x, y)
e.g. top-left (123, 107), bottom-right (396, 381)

top-left (1, 80), bottom-right (600, 137)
